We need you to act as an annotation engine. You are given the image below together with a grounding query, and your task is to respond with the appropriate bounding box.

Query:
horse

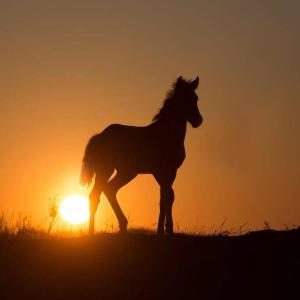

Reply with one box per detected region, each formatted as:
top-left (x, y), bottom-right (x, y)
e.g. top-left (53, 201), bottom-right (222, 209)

top-left (80, 76), bottom-right (203, 235)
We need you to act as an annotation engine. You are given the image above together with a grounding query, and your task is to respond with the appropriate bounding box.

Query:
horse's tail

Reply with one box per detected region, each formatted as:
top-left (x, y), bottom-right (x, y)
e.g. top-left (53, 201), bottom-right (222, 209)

top-left (80, 134), bottom-right (100, 187)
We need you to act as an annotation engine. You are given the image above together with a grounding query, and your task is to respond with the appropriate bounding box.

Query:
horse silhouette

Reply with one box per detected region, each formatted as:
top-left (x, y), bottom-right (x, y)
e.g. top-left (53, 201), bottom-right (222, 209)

top-left (80, 76), bottom-right (203, 235)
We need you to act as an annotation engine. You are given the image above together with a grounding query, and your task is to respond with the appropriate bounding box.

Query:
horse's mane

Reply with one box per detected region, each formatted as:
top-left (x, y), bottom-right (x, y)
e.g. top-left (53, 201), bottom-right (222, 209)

top-left (152, 78), bottom-right (190, 122)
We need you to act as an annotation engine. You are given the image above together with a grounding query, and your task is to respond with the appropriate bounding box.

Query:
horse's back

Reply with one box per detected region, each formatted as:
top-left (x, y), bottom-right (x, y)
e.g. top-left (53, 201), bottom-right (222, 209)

top-left (96, 123), bottom-right (185, 174)
top-left (95, 124), bottom-right (154, 171)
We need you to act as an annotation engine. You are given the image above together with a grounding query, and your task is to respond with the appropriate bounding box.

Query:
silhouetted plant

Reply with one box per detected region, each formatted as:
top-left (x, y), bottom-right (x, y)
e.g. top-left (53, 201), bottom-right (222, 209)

top-left (15, 214), bottom-right (31, 235)
top-left (48, 196), bottom-right (59, 235)
top-left (264, 221), bottom-right (271, 230)
top-left (230, 222), bottom-right (248, 235)
top-left (0, 212), bottom-right (10, 237)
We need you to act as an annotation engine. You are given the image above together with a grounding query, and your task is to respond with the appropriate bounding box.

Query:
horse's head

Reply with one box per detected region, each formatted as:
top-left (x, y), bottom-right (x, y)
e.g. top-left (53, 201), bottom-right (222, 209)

top-left (175, 76), bottom-right (203, 128)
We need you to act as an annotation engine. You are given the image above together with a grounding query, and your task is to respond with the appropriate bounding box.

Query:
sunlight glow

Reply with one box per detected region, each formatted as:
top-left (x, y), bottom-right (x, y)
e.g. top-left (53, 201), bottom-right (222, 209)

top-left (59, 195), bottom-right (89, 225)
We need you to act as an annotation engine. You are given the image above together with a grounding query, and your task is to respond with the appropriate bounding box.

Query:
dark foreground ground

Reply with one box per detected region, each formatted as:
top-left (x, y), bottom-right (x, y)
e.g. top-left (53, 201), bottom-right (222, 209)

top-left (0, 229), bottom-right (299, 300)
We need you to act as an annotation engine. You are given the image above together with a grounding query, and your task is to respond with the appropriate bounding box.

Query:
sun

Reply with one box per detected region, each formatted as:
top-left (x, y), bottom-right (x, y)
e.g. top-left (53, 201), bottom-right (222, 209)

top-left (59, 194), bottom-right (90, 225)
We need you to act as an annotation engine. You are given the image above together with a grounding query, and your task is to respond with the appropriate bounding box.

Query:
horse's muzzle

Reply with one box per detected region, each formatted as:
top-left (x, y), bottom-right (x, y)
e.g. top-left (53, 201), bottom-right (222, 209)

top-left (191, 114), bottom-right (203, 128)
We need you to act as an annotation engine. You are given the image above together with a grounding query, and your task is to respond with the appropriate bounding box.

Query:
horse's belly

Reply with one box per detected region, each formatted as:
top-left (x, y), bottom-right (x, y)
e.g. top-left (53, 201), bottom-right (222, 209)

top-left (114, 146), bottom-right (159, 173)
top-left (115, 147), bottom-right (185, 174)
top-left (105, 126), bottom-right (186, 173)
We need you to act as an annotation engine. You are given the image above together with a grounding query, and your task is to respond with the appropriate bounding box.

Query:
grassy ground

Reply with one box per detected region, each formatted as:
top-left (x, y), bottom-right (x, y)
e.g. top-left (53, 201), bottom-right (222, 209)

top-left (0, 228), bottom-right (299, 300)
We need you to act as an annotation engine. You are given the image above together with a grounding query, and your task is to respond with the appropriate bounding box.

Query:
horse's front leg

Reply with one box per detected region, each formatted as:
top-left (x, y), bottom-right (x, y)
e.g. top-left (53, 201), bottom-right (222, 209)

top-left (157, 192), bottom-right (167, 235)
top-left (165, 187), bottom-right (174, 234)
top-left (158, 186), bottom-right (174, 235)
top-left (155, 171), bottom-right (176, 236)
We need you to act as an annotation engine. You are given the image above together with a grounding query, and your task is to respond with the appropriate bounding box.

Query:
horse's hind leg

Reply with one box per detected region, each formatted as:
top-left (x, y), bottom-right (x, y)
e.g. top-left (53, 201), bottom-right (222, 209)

top-left (103, 170), bottom-right (136, 233)
top-left (89, 168), bottom-right (112, 235)
top-left (89, 180), bottom-right (101, 235)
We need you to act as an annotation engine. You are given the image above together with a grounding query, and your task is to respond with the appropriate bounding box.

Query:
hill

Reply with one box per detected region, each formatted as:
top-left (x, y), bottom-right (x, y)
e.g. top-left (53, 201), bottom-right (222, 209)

top-left (0, 229), bottom-right (299, 300)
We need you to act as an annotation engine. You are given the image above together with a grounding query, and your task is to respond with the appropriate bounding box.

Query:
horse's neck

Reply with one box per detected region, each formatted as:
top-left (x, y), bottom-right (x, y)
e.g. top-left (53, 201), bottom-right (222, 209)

top-left (152, 118), bottom-right (187, 145)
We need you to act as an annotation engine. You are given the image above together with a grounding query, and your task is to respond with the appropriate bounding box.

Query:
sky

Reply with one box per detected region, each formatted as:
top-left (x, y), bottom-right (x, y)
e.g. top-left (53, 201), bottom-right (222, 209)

top-left (0, 0), bottom-right (299, 231)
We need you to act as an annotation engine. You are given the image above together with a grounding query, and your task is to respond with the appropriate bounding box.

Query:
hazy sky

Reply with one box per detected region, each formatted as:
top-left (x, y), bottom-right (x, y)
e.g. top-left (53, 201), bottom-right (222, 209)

top-left (1, 0), bottom-right (299, 231)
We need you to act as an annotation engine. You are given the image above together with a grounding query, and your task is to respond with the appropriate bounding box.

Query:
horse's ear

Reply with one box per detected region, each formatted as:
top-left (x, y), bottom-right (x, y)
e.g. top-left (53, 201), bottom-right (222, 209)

top-left (190, 77), bottom-right (199, 89)
top-left (176, 76), bottom-right (184, 87)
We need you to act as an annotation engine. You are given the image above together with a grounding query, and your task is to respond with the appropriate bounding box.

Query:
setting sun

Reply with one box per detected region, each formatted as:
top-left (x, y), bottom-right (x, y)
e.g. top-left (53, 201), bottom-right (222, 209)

top-left (59, 195), bottom-right (90, 225)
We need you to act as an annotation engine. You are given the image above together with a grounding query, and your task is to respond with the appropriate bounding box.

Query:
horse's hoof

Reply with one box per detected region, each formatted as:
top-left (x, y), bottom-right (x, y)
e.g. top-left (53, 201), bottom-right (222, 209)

top-left (165, 227), bottom-right (174, 235)
top-left (119, 221), bottom-right (128, 234)
top-left (157, 229), bottom-right (165, 237)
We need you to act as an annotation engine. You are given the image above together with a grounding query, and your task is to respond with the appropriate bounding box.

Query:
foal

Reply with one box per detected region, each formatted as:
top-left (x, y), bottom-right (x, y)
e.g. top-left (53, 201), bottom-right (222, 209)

top-left (80, 76), bottom-right (203, 235)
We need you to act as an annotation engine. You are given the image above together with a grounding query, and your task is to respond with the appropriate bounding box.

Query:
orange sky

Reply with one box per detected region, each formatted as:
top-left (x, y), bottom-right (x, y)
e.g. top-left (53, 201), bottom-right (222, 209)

top-left (1, 1), bottom-right (299, 231)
